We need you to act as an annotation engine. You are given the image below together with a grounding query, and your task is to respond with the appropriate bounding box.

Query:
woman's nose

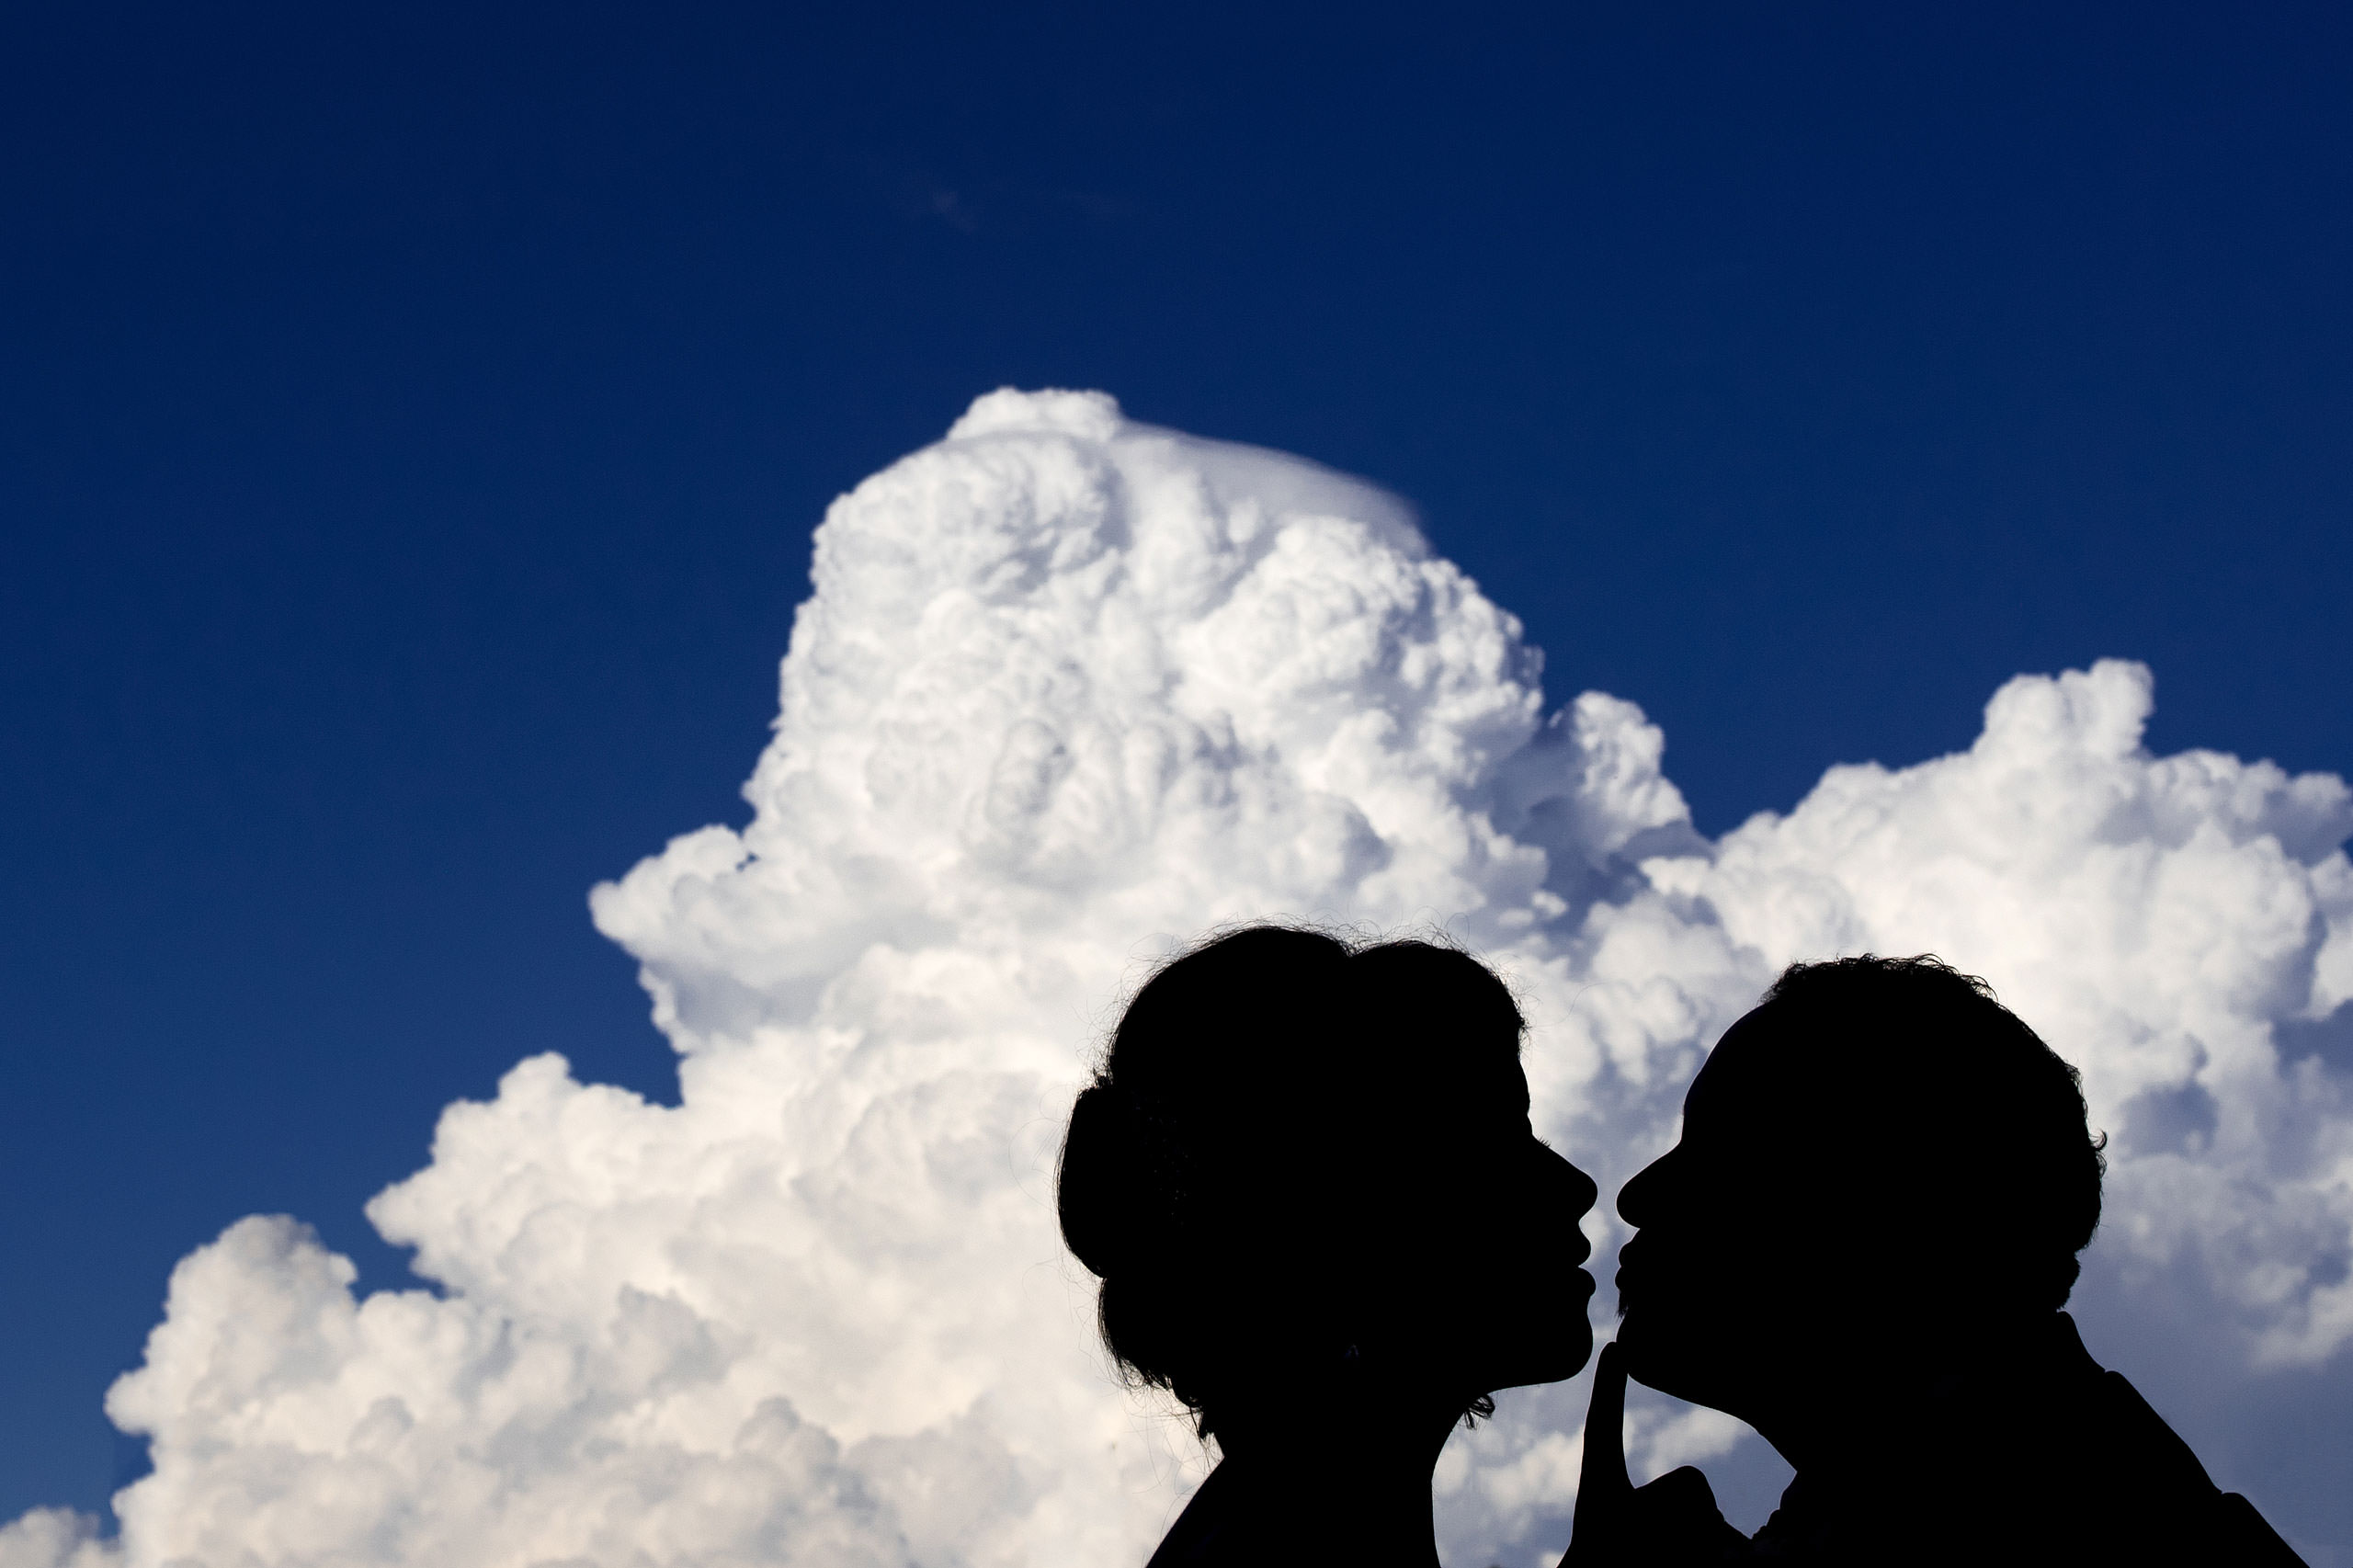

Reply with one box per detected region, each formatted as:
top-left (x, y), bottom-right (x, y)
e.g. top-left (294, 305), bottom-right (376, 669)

top-left (1540, 1141), bottom-right (1599, 1215)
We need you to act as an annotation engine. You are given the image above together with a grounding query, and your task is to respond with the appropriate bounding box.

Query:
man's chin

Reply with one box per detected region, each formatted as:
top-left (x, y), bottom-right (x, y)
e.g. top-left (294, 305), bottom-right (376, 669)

top-left (1614, 1317), bottom-right (1699, 1403)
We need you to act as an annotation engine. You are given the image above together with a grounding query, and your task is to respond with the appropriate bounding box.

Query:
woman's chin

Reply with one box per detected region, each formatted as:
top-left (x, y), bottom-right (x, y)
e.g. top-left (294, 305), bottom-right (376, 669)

top-left (1485, 1330), bottom-right (1596, 1392)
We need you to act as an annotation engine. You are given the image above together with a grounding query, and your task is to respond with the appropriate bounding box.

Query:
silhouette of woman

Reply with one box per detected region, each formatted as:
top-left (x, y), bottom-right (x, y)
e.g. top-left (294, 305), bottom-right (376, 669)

top-left (1059, 926), bottom-right (1599, 1568)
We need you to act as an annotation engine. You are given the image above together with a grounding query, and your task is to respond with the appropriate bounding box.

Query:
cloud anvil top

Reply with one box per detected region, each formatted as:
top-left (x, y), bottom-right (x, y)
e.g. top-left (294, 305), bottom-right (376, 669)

top-left (12, 391), bottom-right (2347, 1567)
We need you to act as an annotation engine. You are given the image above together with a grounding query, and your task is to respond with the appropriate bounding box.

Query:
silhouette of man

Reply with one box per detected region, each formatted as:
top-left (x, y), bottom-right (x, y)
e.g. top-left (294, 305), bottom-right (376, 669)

top-left (1568, 955), bottom-right (2306, 1566)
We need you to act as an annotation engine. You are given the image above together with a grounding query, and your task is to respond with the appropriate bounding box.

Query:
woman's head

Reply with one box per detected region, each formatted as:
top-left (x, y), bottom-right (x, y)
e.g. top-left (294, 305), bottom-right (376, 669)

top-left (1058, 926), bottom-right (1597, 1437)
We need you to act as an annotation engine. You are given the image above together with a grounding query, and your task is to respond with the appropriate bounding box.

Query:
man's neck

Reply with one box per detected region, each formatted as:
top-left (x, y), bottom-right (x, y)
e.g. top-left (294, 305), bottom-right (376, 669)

top-left (1746, 1311), bottom-right (2061, 1481)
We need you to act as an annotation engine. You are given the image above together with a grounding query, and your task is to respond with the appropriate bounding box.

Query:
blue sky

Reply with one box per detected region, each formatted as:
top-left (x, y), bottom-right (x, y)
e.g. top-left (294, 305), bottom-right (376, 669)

top-left (3, 0), bottom-right (2349, 1532)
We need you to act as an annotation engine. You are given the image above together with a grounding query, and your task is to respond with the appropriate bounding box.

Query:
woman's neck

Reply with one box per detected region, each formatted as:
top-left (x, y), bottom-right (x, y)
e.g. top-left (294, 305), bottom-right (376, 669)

top-left (1209, 1376), bottom-right (1466, 1567)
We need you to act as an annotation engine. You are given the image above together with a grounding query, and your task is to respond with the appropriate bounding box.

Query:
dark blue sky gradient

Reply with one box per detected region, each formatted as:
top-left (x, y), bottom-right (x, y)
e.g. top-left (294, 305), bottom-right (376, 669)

top-left (2, 0), bottom-right (2348, 1526)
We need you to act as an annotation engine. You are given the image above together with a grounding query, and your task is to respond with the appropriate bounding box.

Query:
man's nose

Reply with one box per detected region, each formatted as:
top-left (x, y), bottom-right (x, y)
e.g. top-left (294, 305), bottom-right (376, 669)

top-left (1616, 1146), bottom-right (1679, 1227)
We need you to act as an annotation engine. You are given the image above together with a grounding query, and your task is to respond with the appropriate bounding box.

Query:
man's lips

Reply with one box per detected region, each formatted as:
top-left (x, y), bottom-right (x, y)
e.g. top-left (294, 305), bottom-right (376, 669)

top-left (1614, 1258), bottom-right (1687, 1312)
top-left (1614, 1235), bottom-right (1654, 1297)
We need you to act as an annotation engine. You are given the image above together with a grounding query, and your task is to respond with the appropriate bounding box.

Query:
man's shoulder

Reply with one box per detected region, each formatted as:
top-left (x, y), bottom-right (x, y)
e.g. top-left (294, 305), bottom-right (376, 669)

top-left (2053, 1324), bottom-right (2305, 1565)
top-left (2078, 1364), bottom-right (2217, 1491)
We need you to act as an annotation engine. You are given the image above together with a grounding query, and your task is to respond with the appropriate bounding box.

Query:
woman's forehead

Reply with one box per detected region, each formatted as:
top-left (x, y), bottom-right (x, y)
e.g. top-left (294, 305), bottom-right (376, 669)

top-left (1362, 1042), bottom-right (1528, 1124)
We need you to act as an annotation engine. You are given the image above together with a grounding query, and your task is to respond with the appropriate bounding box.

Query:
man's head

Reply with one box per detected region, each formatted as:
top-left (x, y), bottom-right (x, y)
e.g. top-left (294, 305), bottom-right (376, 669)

top-left (1613, 955), bottom-right (2105, 1422)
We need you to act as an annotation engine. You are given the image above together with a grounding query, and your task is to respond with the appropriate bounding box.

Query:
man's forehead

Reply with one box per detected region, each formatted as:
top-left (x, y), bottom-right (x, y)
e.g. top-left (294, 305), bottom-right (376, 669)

top-left (1683, 1012), bottom-right (1807, 1131)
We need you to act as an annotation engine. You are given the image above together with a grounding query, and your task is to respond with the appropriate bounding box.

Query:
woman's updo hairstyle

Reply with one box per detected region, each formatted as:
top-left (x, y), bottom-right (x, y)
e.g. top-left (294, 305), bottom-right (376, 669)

top-left (1058, 925), bottom-right (1528, 1436)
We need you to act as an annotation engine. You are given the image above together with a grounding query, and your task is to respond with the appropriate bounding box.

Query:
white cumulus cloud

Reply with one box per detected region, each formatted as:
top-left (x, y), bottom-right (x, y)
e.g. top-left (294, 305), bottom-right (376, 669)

top-left (8, 389), bottom-right (2347, 1566)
